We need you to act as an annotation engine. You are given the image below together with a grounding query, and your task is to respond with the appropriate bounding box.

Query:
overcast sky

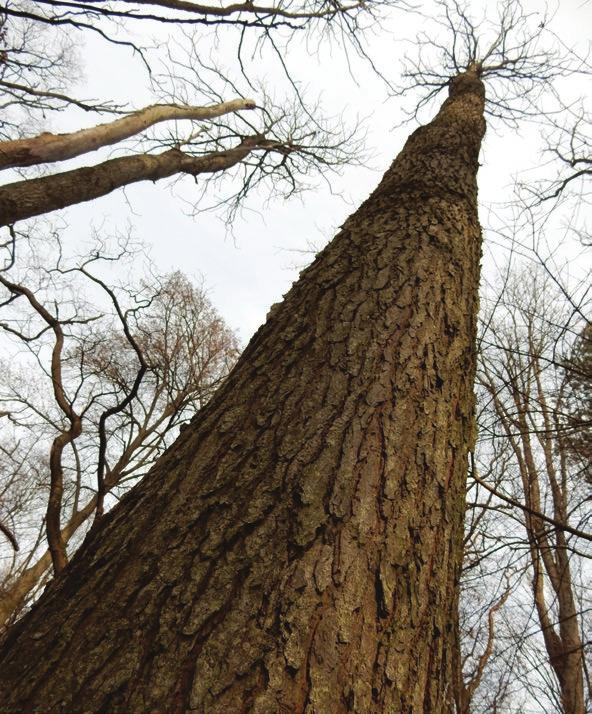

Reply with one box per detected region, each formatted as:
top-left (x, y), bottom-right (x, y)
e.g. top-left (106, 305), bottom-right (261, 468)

top-left (2, 5), bottom-right (588, 708)
top-left (20, 0), bottom-right (592, 344)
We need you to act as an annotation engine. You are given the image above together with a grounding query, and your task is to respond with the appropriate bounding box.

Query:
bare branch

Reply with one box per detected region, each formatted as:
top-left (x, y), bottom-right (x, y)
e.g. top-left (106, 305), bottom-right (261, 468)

top-left (470, 462), bottom-right (592, 545)
top-left (0, 98), bottom-right (256, 169)
top-left (0, 518), bottom-right (19, 551)
top-left (391, 0), bottom-right (586, 127)
top-left (0, 138), bottom-right (259, 226)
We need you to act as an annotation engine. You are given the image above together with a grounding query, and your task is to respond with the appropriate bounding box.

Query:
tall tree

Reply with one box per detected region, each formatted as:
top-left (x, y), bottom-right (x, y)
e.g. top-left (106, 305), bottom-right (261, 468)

top-left (476, 270), bottom-right (590, 714)
top-left (1, 0), bottom-right (588, 709)
top-left (0, 64), bottom-right (486, 711)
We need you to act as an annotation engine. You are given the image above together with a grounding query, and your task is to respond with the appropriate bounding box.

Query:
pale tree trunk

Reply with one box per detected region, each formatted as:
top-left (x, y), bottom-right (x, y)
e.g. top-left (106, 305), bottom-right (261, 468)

top-left (0, 99), bottom-right (255, 169)
top-left (0, 71), bottom-right (485, 713)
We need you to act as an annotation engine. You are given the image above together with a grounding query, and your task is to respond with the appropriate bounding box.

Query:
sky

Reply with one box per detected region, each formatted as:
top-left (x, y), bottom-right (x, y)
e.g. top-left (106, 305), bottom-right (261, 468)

top-left (11, 0), bottom-right (592, 344)
top-left (1, 3), bottom-right (590, 706)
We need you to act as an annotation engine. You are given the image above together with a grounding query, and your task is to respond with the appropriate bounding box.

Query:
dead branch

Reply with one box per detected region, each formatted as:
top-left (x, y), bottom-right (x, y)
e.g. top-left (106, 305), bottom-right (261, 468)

top-left (0, 98), bottom-right (256, 169)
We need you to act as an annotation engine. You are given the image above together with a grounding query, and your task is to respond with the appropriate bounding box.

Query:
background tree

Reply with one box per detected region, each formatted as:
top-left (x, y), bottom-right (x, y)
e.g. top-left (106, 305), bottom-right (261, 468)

top-left (460, 265), bottom-right (592, 714)
top-left (0, 0), bottom-right (588, 707)
top-left (0, 227), bottom-right (239, 628)
top-left (564, 323), bottom-right (592, 484)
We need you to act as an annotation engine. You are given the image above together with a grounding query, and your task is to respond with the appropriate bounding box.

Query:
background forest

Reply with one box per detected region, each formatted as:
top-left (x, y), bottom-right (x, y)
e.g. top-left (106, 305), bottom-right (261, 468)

top-left (0, 0), bottom-right (590, 711)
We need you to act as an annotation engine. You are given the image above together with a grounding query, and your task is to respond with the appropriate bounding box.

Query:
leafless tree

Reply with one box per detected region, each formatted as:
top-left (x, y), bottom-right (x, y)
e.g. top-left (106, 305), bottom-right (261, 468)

top-left (381, 5), bottom-right (591, 708)
top-left (0, 226), bottom-right (239, 627)
top-left (0, 1), bottom-right (590, 710)
top-left (391, 0), bottom-right (583, 126)
top-left (0, 0), bottom-right (385, 228)
top-left (470, 267), bottom-right (592, 714)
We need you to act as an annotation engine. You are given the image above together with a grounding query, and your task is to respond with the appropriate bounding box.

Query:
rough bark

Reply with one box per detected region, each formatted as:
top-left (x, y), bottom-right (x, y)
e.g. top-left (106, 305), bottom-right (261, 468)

top-left (0, 500), bottom-right (94, 629)
top-left (0, 71), bottom-right (485, 713)
top-left (0, 139), bottom-right (258, 227)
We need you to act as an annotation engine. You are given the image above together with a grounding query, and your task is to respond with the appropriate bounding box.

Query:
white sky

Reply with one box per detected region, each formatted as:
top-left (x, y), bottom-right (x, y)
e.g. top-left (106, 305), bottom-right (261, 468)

top-left (2, 6), bottom-right (590, 706)
top-left (20, 0), bottom-right (592, 344)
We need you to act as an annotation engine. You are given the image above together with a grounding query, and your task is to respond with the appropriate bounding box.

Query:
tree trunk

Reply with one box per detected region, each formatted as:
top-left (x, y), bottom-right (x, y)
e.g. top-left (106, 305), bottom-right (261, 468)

top-left (0, 71), bottom-right (486, 713)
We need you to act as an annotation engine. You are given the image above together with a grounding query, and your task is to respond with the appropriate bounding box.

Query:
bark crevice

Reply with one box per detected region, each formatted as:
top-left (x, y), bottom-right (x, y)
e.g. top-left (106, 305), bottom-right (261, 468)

top-left (0, 71), bottom-right (486, 713)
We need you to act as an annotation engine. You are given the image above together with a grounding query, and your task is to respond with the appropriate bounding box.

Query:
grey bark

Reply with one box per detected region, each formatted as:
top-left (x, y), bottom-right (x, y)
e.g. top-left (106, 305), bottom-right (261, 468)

top-left (0, 99), bottom-right (255, 170)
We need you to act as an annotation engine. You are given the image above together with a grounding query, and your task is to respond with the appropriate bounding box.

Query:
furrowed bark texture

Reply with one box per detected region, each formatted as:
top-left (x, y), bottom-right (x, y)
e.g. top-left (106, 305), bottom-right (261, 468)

top-left (0, 71), bottom-right (485, 713)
